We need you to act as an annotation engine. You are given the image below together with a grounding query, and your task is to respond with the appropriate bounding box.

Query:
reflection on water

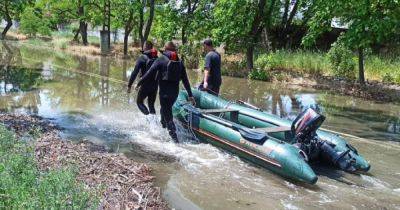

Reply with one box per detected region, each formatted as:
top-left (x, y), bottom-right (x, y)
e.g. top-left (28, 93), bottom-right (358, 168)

top-left (1, 41), bottom-right (400, 209)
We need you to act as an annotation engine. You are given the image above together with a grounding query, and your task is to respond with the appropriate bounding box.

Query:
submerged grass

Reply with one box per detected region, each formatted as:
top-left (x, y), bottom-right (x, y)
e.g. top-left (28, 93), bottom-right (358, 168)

top-left (0, 125), bottom-right (98, 209)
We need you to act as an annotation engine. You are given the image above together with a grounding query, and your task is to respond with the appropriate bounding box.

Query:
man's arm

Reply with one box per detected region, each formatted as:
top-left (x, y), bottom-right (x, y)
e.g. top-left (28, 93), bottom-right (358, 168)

top-left (203, 53), bottom-right (212, 88)
top-left (180, 64), bottom-right (193, 97)
top-left (128, 58), bottom-right (143, 90)
top-left (137, 60), bottom-right (158, 87)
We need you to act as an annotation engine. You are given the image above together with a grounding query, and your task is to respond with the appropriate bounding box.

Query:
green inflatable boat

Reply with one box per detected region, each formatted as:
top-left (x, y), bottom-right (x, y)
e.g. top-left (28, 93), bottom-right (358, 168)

top-left (173, 89), bottom-right (370, 184)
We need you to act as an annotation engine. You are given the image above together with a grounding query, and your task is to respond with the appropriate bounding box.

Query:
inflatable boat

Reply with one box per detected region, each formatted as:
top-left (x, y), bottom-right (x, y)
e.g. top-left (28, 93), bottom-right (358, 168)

top-left (173, 89), bottom-right (370, 184)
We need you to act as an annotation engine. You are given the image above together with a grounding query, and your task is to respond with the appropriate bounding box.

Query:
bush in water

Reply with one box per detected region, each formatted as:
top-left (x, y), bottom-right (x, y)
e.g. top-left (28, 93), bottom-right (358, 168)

top-left (248, 69), bottom-right (270, 81)
top-left (327, 41), bottom-right (356, 80)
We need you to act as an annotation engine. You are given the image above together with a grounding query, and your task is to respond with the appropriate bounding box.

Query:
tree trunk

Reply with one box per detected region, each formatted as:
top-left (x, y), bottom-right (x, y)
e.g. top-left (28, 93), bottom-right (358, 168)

top-left (1, 20), bottom-right (12, 40)
top-left (181, 27), bottom-right (187, 45)
top-left (246, 45), bottom-right (254, 70)
top-left (80, 21), bottom-right (88, 45)
top-left (246, 0), bottom-right (266, 70)
top-left (139, 1), bottom-right (144, 49)
top-left (143, 0), bottom-right (155, 48)
top-left (358, 47), bottom-right (365, 85)
top-left (1, 2), bottom-right (12, 40)
top-left (123, 28), bottom-right (131, 57)
top-left (78, 3), bottom-right (88, 46)
top-left (113, 30), bottom-right (118, 43)
top-left (73, 29), bottom-right (80, 42)
top-left (123, 11), bottom-right (134, 57)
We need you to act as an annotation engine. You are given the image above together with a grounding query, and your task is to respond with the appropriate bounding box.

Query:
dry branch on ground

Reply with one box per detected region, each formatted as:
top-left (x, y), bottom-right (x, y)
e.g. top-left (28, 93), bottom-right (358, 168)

top-left (0, 114), bottom-right (168, 210)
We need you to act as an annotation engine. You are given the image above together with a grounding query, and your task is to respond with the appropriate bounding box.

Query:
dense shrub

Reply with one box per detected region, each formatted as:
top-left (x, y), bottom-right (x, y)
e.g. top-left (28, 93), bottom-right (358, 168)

top-left (20, 8), bottom-right (51, 37)
top-left (179, 43), bottom-right (203, 69)
top-left (327, 42), bottom-right (356, 80)
top-left (248, 69), bottom-right (270, 81)
top-left (254, 51), bottom-right (328, 75)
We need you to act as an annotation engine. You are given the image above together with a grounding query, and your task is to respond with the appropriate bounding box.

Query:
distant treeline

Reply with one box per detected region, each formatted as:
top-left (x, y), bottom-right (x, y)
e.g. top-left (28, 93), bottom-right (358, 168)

top-left (1, 0), bottom-right (399, 84)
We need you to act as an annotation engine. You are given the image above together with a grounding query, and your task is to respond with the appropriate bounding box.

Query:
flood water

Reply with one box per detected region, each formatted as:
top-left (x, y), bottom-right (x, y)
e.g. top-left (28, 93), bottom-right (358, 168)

top-left (1, 41), bottom-right (399, 210)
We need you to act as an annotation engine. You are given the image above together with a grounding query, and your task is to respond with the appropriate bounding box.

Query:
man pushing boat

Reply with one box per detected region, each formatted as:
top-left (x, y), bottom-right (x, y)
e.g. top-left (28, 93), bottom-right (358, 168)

top-left (136, 41), bottom-right (195, 142)
top-left (127, 41), bottom-right (158, 115)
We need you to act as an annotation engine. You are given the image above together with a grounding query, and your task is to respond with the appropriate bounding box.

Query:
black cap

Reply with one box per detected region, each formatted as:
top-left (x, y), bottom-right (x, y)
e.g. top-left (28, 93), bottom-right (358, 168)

top-left (203, 38), bottom-right (213, 47)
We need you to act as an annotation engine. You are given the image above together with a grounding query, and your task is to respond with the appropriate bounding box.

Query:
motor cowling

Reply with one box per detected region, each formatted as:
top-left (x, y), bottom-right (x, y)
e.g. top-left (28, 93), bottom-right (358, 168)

top-left (291, 108), bottom-right (326, 144)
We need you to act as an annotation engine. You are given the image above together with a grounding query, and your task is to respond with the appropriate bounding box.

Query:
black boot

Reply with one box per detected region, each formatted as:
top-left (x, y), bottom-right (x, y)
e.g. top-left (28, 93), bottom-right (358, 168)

top-left (167, 121), bottom-right (178, 143)
top-left (137, 103), bottom-right (150, 115)
top-left (161, 115), bottom-right (167, 128)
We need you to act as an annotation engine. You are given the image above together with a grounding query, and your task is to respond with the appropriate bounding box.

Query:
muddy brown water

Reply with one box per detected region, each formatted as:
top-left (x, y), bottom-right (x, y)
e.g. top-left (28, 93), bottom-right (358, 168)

top-left (1, 41), bottom-right (399, 210)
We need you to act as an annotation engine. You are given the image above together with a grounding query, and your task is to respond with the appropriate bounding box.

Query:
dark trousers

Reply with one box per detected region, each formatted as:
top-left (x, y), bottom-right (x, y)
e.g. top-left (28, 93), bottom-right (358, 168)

top-left (159, 92), bottom-right (178, 141)
top-left (136, 86), bottom-right (157, 115)
top-left (199, 83), bottom-right (221, 96)
top-left (207, 84), bottom-right (220, 96)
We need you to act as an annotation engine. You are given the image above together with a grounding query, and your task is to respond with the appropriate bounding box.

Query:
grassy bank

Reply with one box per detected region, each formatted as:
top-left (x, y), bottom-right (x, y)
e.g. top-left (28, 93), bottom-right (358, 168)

top-left (240, 50), bottom-right (400, 84)
top-left (0, 125), bottom-right (98, 209)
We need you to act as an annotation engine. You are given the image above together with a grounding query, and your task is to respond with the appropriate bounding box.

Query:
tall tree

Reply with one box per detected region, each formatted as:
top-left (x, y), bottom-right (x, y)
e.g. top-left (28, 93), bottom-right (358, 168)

top-left (39, 0), bottom-right (90, 45)
top-left (213, 0), bottom-right (278, 70)
top-left (113, 0), bottom-right (140, 56)
top-left (303, 0), bottom-right (400, 85)
top-left (87, 0), bottom-right (112, 47)
top-left (278, 0), bottom-right (302, 48)
top-left (180, 0), bottom-right (200, 45)
top-left (138, 0), bottom-right (155, 49)
top-left (151, 0), bottom-right (214, 46)
top-left (0, 0), bottom-right (33, 40)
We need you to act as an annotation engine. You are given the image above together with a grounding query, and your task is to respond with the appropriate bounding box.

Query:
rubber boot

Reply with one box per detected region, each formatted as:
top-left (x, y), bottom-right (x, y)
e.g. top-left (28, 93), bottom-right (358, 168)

top-left (137, 103), bottom-right (150, 115)
top-left (167, 121), bottom-right (178, 143)
top-left (149, 105), bottom-right (156, 115)
top-left (160, 115), bottom-right (167, 128)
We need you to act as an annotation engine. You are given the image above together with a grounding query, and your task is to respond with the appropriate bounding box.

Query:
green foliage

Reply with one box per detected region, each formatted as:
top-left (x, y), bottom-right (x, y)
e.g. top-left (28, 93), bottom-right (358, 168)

top-left (151, 4), bottom-right (179, 42)
top-left (179, 43), bottom-right (203, 69)
top-left (212, 0), bottom-right (256, 51)
top-left (304, 0), bottom-right (400, 49)
top-left (150, 0), bottom-right (213, 44)
top-left (20, 7), bottom-right (51, 37)
top-left (0, 125), bottom-right (98, 209)
top-left (382, 72), bottom-right (394, 83)
top-left (248, 69), bottom-right (270, 81)
top-left (0, 0), bottom-right (34, 38)
top-left (327, 41), bottom-right (356, 80)
top-left (255, 54), bottom-right (280, 70)
top-left (254, 50), bottom-right (329, 75)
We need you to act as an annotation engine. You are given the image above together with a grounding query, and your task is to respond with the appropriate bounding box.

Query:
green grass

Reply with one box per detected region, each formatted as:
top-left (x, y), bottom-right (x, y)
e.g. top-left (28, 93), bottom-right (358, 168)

top-left (255, 50), bottom-right (331, 75)
top-left (250, 50), bottom-right (400, 84)
top-left (365, 55), bottom-right (400, 83)
top-left (0, 125), bottom-right (99, 209)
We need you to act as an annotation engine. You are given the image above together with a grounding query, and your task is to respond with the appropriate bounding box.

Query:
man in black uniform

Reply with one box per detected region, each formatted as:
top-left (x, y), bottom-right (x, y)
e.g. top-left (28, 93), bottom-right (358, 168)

top-left (127, 41), bottom-right (158, 115)
top-left (136, 41), bottom-right (195, 142)
top-left (200, 38), bottom-right (222, 95)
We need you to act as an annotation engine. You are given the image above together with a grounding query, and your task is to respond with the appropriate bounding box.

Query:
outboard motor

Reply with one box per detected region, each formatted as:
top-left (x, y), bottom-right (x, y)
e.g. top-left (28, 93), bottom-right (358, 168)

top-left (319, 141), bottom-right (356, 172)
top-left (291, 108), bottom-right (325, 144)
top-left (291, 108), bottom-right (325, 160)
top-left (291, 108), bottom-right (356, 172)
